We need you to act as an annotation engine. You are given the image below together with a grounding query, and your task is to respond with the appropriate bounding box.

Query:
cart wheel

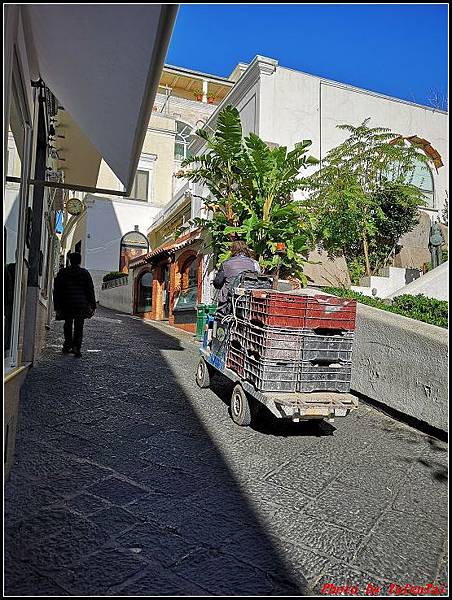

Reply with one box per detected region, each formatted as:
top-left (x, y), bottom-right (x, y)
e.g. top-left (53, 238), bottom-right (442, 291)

top-left (230, 384), bottom-right (252, 427)
top-left (196, 358), bottom-right (210, 388)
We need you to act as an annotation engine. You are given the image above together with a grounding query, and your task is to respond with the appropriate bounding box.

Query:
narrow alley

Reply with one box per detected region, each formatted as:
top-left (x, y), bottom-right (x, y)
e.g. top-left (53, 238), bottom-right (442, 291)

top-left (4, 307), bottom-right (448, 596)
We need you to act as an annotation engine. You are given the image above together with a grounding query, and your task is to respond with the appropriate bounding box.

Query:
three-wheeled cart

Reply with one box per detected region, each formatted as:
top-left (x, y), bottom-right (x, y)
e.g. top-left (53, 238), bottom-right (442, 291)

top-left (196, 344), bottom-right (359, 427)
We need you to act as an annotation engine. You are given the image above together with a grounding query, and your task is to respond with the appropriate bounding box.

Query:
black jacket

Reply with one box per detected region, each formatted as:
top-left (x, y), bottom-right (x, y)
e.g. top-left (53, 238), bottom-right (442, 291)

top-left (53, 266), bottom-right (96, 320)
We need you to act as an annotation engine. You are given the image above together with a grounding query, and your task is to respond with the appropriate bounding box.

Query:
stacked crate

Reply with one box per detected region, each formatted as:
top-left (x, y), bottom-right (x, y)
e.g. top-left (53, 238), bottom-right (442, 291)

top-left (226, 289), bottom-right (357, 393)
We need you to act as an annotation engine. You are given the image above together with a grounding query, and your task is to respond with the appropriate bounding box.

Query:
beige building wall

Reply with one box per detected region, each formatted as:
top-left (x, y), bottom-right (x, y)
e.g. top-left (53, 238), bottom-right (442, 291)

top-left (82, 65), bottom-right (234, 280)
top-left (144, 114), bottom-right (176, 207)
top-left (96, 159), bottom-right (121, 192)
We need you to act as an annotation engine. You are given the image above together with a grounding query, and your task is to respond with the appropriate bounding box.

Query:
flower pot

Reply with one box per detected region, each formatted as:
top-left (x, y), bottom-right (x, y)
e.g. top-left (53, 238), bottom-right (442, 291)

top-left (195, 95), bottom-right (203, 102)
top-left (207, 97), bottom-right (215, 104)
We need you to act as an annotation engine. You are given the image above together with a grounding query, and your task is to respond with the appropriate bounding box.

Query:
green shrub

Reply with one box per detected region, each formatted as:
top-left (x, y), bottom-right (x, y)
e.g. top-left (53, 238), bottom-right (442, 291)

top-left (392, 294), bottom-right (448, 328)
top-left (323, 287), bottom-right (448, 329)
top-left (102, 271), bottom-right (127, 282)
top-left (347, 258), bottom-right (366, 286)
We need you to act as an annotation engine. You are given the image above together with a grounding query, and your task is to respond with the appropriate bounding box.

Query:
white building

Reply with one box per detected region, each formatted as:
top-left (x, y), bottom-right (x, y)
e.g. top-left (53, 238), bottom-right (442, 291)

top-left (121, 55), bottom-right (447, 333)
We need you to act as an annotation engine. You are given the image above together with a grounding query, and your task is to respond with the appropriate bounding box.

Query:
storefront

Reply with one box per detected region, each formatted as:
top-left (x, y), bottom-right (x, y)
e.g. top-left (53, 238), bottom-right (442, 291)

top-left (172, 249), bottom-right (203, 332)
top-left (130, 229), bottom-right (203, 332)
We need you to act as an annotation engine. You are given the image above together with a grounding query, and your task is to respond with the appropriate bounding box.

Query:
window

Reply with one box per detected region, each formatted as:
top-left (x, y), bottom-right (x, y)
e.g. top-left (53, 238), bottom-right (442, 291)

top-left (4, 57), bottom-right (31, 363)
top-left (174, 121), bottom-right (193, 161)
top-left (127, 169), bottom-right (149, 202)
top-left (406, 157), bottom-right (435, 209)
top-left (173, 255), bottom-right (198, 311)
top-left (386, 150), bottom-right (436, 210)
top-left (119, 230), bottom-right (148, 273)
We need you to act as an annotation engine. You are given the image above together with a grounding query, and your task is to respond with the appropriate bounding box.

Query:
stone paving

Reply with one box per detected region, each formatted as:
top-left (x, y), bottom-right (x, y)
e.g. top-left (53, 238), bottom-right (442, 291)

top-left (4, 307), bottom-right (448, 596)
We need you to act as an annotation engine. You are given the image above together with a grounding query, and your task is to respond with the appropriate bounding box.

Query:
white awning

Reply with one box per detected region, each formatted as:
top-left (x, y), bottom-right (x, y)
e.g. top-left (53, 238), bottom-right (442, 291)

top-left (22, 4), bottom-right (177, 194)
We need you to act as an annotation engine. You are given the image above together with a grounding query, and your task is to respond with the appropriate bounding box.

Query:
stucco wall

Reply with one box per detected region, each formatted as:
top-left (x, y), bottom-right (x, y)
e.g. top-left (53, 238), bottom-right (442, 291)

top-left (143, 114), bottom-right (176, 206)
top-left (258, 64), bottom-right (448, 215)
top-left (351, 303), bottom-right (448, 432)
top-left (89, 269), bottom-right (110, 302)
top-left (83, 194), bottom-right (158, 273)
top-left (99, 277), bottom-right (133, 314)
top-left (387, 261), bottom-right (449, 301)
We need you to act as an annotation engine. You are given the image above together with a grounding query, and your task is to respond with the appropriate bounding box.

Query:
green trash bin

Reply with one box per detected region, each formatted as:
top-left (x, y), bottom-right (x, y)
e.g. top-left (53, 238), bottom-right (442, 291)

top-left (196, 304), bottom-right (217, 341)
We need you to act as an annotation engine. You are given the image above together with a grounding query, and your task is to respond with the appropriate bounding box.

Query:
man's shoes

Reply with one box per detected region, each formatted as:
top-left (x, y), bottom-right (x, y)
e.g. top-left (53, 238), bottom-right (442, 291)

top-left (73, 348), bottom-right (82, 358)
top-left (62, 346), bottom-right (71, 354)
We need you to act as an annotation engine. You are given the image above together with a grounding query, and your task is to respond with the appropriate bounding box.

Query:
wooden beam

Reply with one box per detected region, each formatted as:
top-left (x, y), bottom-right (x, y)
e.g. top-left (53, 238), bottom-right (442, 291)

top-left (6, 176), bottom-right (129, 197)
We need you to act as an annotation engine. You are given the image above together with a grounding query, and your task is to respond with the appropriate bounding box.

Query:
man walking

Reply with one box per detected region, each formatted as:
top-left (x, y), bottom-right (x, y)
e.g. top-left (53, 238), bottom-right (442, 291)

top-left (53, 252), bottom-right (96, 357)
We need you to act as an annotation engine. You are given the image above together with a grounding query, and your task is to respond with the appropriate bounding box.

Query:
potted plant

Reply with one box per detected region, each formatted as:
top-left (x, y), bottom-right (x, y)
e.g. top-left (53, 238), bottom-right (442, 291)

top-left (193, 88), bottom-right (203, 102)
top-left (207, 93), bottom-right (217, 104)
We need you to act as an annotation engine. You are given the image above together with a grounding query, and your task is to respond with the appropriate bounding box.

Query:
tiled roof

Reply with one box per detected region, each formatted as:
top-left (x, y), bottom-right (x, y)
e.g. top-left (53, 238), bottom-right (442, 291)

top-left (129, 228), bottom-right (202, 269)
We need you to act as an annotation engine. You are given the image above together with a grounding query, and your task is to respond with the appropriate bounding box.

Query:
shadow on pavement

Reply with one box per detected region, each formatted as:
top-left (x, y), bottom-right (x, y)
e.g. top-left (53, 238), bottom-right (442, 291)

top-left (210, 373), bottom-right (336, 438)
top-left (4, 308), bottom-right (308, 596)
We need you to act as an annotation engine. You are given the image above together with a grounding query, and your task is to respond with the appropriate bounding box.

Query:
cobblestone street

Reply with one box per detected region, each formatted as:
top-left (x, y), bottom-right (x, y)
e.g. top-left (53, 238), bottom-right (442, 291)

top-left (4, 307), bottom-right (448, 596)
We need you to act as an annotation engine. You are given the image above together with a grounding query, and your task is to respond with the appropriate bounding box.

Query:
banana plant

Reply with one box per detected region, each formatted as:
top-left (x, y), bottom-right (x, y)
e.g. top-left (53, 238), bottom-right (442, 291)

top-left (177, 105), bottom-right (318, 282)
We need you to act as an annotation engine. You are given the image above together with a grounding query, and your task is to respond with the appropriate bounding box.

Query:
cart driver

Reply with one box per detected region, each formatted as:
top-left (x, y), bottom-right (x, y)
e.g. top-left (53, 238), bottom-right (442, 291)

top-left (213, 240), bottom-right (261, 316)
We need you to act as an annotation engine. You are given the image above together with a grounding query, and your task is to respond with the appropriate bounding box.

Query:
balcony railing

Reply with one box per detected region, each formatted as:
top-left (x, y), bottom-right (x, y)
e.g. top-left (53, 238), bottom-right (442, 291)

top-left (102, 275), bottom-right (129, 290)
top-left (153, 88), bottom-right (217, 118)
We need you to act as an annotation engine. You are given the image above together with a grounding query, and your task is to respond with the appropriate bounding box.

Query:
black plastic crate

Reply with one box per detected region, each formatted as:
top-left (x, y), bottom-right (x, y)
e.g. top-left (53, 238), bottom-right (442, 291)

top-left (300, 329), bottom-right (354, 362)
top-left (297, 360), bottom-right (352, 393)
top-left (244, 354), bottom-right (298, 392)
top-left (245, 323), bottom-right (304, 361)
top-left (226, 343), bottom-right (246, 377)
top-left (232, 292), bottom-right (251, 320)
top-left (229, 320), bottom-right (247, 344)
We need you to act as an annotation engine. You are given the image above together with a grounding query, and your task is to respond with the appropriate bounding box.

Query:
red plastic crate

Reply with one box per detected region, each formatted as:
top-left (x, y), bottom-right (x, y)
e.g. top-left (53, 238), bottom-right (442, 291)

top-left (249, 291), bottom-right (306, 328)
top-left (249, 291), bottom-right (356, 331)
top-left (304, 296), bottom-right (356, 330)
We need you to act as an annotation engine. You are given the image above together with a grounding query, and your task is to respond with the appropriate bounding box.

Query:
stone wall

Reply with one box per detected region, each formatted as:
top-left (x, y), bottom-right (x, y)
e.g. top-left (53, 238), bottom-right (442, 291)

top-left (351, 303), bottom-right (448, 432)
top-left (98, 277), bottom-right (133, 314)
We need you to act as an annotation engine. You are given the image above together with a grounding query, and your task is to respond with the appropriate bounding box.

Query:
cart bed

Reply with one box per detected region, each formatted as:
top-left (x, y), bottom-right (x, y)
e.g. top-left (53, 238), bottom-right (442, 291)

top-left (200, 347), bottom-right (358, 421)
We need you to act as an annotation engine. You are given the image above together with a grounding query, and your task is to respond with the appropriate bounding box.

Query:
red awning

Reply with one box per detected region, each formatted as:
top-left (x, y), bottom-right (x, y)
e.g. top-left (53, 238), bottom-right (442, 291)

top-left (129, 229), bottom-right (202, 269)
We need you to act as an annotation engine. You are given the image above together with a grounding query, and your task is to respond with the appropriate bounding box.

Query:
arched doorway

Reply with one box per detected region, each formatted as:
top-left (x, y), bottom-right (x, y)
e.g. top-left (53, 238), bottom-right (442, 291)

top-left (119, 230), bottom-right (149, 273)
top-left (136, 270), bottom-right (153, 315)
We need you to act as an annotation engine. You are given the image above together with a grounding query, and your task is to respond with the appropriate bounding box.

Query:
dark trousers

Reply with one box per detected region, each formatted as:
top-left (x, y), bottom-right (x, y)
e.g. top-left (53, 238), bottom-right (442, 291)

top-left (63, 318), bottom-right (85, 350)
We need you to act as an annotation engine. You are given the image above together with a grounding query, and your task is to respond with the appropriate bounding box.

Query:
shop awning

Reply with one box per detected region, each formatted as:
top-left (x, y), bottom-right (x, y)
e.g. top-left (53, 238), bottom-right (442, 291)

top-left (129, 229), bottom-right (202, 269)
top-left (22, 4), bottom-right (177, 194)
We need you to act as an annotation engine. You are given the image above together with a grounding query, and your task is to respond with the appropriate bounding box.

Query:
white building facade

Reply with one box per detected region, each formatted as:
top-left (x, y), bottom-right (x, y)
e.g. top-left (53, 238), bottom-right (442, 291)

top-left (138, 55), bottom-right (447, 325)
top-left (189, 55), bottom-right (447, 216)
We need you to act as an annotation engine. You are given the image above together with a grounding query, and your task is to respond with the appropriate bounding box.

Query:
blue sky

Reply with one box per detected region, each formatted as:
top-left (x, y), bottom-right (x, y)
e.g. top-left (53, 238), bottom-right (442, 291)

top-left (166, 4), bottom-right (448, 109)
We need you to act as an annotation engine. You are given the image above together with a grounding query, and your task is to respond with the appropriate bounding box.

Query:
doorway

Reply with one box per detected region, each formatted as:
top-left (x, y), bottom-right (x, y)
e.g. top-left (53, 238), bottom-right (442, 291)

top-left (136, 271), bottom-right (153, 314)
top-left (162, 265), bottom-right (170, 320)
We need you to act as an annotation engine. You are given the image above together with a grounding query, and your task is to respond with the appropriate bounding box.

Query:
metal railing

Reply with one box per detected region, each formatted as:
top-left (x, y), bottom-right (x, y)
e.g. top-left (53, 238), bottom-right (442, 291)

top-left (102, 275), bottom-right (129, 290)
